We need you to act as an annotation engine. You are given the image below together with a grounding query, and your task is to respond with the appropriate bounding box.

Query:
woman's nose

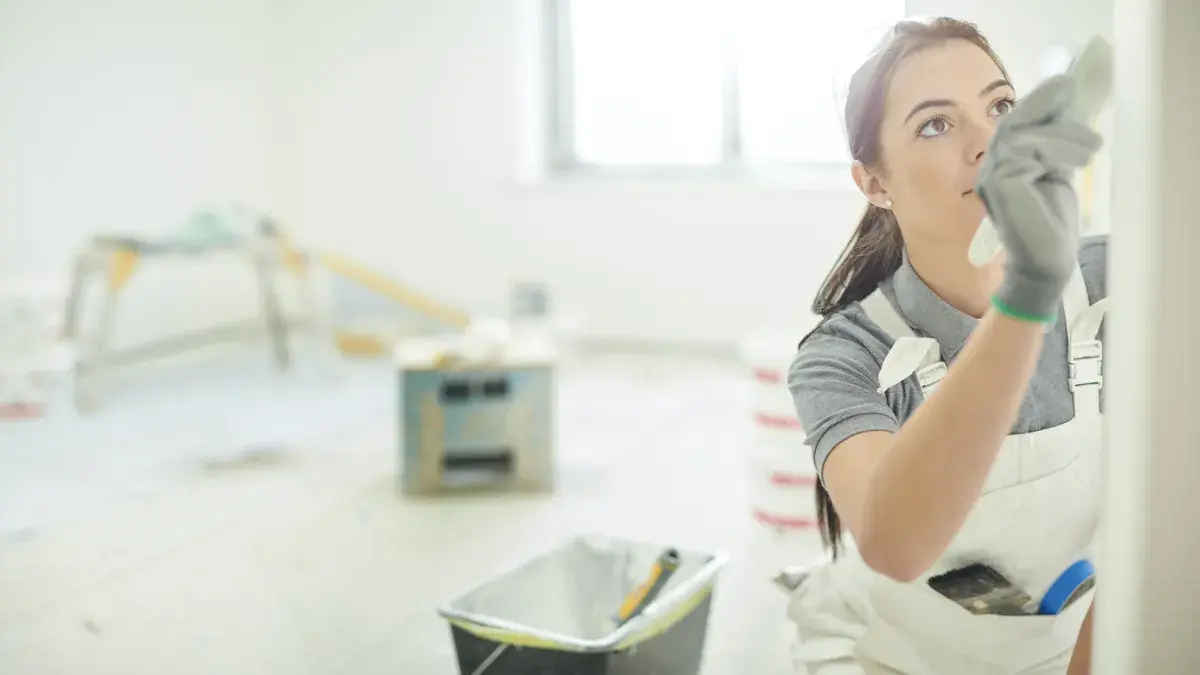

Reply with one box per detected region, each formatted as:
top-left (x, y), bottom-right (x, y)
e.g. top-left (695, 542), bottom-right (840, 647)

top-left (966, 119), bottom-right (996, 164)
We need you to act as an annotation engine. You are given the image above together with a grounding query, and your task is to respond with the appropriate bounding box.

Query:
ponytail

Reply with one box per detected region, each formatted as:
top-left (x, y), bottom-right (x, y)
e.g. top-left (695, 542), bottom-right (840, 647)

top-left (803, 203), bottom-right (904, 557)
top-left (811, 204), bottom-right (904, 316)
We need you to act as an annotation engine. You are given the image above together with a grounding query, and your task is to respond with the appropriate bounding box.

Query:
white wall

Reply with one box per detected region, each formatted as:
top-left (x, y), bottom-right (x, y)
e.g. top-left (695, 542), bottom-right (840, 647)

top-left (1097, 0), bottom-right (1200, 670)
top-left (0, 0), bottom-right (284, 349)
top-left (2, 0), bottom-right (1114, 351)
top-left (275, 0), bottom-right (1114, 348)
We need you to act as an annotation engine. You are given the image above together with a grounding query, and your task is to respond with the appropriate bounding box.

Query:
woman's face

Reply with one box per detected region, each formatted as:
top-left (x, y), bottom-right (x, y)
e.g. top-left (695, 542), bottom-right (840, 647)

top-left (861, 39), bottom-right (1016, 251)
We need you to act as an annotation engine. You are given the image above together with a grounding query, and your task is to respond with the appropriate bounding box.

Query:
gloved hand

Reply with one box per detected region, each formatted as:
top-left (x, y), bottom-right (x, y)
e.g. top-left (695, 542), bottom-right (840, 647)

top-left (974, 74), bottom-right (1104, 323)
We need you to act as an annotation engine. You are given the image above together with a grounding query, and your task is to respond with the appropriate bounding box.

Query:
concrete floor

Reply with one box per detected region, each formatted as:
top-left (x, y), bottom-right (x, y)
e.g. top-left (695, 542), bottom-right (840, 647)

top-left (0, 351), bottom-right (821, 675)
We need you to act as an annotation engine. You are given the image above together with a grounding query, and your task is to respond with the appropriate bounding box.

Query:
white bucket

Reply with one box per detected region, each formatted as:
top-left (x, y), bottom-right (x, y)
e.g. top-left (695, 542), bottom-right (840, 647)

top-left (740, 326), bottom-right (820, 534)
top-left (747, 410), bottom-right (810, 470)
top-left (747, 439), bottom-right (812, 477)
top-left (750, 411), bottom-right (804, 441)
top-left (747, 429), bottom-right (819, 534)
top-left (747, 463), bottom-right (819, 533)
top-left (740, 332), bottom-right (796, 418)
top-left (745, 429), bottom-right (817, 535)
top-left (751, 379), bottom-right (795, 420)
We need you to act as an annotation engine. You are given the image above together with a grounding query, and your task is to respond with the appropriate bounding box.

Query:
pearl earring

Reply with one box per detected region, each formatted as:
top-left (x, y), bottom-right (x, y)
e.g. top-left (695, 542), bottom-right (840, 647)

top-left (884, 199), bottom-right (893, 209)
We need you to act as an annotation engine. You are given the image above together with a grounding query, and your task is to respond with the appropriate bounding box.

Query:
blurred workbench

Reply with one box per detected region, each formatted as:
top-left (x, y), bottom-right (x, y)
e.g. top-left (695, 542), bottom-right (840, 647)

top-left (61, 211), bottom-right (332, 409)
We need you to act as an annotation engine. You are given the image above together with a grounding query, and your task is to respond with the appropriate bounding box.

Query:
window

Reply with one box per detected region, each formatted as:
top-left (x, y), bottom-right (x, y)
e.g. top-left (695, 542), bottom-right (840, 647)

top-left (547, 0), bottom-right (906, 171)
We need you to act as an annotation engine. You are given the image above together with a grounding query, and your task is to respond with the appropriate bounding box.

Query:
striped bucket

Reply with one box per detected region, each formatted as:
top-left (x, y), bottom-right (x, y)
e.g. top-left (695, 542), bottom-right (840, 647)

top-left (740, 330), bottom-right (819, 534)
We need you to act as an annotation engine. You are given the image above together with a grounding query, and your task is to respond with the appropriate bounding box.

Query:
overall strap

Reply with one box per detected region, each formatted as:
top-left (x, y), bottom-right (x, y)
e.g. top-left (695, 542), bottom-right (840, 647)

top-left (1062, 265), bottom-right (1091, 329)
top-left (860, 291), bottom-right (946, 395)
top-left (860, 291), bottom-right (916, 338)
top-left (1063, 264), bottom-right (1109, 418)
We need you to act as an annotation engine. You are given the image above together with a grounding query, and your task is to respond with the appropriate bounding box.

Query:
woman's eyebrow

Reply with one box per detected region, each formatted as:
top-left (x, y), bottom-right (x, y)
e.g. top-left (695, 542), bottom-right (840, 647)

top-left (980, 78), bottom-right (1012, 96)
top-left (903, 79), bottom-right (1014, 123)
top-left (904, 98), bottom-right (954, 123)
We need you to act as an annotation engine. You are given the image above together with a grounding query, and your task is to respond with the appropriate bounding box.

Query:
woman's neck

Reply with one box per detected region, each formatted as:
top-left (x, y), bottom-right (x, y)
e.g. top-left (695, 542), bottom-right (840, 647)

top-left (906, 243), bottom-right (1005, 319)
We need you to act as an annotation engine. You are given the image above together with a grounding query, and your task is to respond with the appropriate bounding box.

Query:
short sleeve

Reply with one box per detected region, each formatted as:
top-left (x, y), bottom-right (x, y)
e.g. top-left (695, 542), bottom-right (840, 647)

top-left (788, 325), bottom-right (899, 480)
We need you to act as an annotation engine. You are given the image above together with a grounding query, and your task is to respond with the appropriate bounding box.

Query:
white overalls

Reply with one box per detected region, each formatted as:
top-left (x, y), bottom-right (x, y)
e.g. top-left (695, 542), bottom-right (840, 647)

top-left (787, 265), bottom-right (1110, 675)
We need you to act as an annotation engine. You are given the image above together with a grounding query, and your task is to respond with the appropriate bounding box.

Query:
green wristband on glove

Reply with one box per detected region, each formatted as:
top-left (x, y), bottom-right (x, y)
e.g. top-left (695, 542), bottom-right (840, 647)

top-left (992, 295), bottom-right (1057, 324)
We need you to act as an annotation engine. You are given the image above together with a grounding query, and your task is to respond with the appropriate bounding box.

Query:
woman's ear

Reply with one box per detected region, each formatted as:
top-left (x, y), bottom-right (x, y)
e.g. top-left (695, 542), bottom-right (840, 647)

top-left (851, 161), bottom-right (890, 209)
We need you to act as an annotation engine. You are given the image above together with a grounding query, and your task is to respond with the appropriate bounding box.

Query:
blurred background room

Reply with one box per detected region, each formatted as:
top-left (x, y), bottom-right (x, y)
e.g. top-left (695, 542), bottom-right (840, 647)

top-left (7, 0), bottom-right (1181, 674)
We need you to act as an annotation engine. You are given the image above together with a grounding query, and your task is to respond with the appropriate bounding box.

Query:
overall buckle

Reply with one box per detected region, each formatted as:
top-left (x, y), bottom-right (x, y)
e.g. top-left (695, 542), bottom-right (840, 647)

top-left (1069, 340), bottom-right (1103, 391)
top-left (917, 362), bottom-right (948, 392)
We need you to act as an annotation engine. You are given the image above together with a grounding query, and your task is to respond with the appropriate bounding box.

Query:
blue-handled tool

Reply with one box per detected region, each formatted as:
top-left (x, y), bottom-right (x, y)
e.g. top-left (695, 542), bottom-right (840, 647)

top-left (1039, 559), bottom-right (1096, 615)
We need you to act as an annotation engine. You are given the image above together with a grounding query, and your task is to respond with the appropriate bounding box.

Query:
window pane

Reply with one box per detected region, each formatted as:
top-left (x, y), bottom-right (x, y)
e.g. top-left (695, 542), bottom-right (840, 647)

top-left (567, 0), bottom-right (728, 166)
top-left (735, 0), bottom-right (905, 164)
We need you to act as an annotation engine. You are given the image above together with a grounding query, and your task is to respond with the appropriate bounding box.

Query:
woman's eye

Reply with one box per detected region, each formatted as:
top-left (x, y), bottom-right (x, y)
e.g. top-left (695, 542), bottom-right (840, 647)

top-left (918, 117), bottom-right (950, 138)
top-left (991, 98), bottom-right (1015, 117)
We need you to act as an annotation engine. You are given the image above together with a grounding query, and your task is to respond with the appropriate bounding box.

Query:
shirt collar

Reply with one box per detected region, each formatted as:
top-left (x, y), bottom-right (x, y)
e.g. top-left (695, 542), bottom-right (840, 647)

top-left (888, 251), bottom-right (980, 361)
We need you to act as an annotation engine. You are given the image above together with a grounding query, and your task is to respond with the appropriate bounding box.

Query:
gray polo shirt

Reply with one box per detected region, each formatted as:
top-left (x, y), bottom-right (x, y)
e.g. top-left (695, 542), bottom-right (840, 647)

top-left (789, 235), bottom-right (1108, 478)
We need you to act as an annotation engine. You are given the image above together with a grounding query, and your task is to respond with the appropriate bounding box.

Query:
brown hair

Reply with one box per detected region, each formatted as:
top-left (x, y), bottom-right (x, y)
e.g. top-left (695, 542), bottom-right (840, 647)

top-left (806, 17), bottom-right (1010, 557)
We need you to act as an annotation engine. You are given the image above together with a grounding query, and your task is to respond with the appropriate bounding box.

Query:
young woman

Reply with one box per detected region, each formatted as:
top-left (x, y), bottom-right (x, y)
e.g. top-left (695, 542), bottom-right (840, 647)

top-left (786, 17), bottom-right (1106, 674)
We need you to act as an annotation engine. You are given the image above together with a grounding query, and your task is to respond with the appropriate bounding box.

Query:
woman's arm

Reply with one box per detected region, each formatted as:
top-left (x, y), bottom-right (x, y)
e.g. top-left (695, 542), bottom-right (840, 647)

top-left (823, 310), bottom-right (1046, 581)
top-left (1067, 603), bottom-right (1095, 674)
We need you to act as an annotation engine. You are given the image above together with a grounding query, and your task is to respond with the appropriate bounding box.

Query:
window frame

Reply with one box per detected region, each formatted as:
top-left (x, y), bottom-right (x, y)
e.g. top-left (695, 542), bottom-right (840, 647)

top-left (543, 0), bottom-right (863, 178)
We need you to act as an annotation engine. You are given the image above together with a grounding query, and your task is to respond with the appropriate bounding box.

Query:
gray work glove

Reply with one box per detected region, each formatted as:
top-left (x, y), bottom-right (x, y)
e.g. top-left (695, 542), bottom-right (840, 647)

top-left (974, 74), bottom-right (1104, 323)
